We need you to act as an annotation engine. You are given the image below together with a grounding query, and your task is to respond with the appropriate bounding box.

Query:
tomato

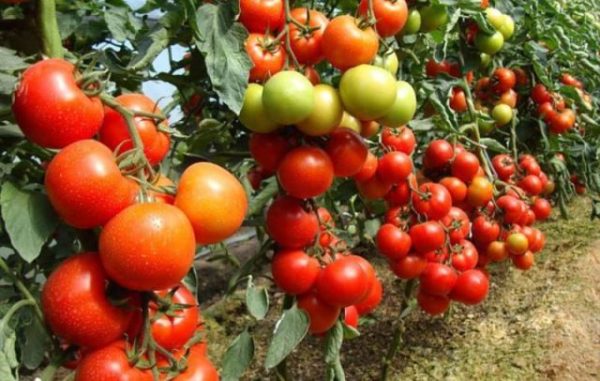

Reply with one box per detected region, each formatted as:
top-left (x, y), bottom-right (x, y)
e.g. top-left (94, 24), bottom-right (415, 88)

top-left (385, 181), bottom-right (411, 207)
top-left (341, 306), bottom-right (360, 329)
top-left (496, 89), bottom-right (517, 108)
top-left (41, 253), bottom-right (134, 349)
top-left (271, 249), bottom-right (320, 295)
top-left (417, 291), bottom-right (450, 315)
top-left (465, 176), bottom-right (493, 208)
top-left (420, 4), bottom-right (448, 32)
top-left (424, 140), bottom-right (454, 169)
top-left (353, 151), bottom-right (378, 182)
top-left (245, 33), bottom-right (285, 82)
top-left (339, 65), bottom-right (397, 120)
top-left (45, 140), bottom-right (138, 229)
top-left (506, 232), bottom-right (529, 255)
top-left (303, 66), bottom-right (321, 85)
top-left (475, 31), bottom-right (504, 55)
top-left (325, 129), bottom-right (368, 177)
top-left (175, 162), bottom-right (248, 244)
top-left (356, 173), bottom-right (393, 200)
top-left (379, 81), bottom-right (417, 128)
top-left (561, 73), bottom-right (583, 89)
top-left (354, 277), bottom-right (383, 315)
top-left (491, 68), bottom-right (516, 93)
top-left (440, 177), bottom-right (467, 203)
top-left (450, 88), bottom-right (468, 113)
top-left (412, 183), bottom-right (452, 220)
top-left (420, 263), bottom-right (457, 296)
top-left (520, 157), bottom-right (541, 176)
top-left (322, 15), bottom-right (378, 70)
top-left (492, 154), bottom-right (515, 180)
top-left (373, 49), bottom-right (399, 75)
top-left (471, 216), bottom-right (500, 246)
top-left (491, 104), bottom-right (513, 126)
top-left (266, 196), bottom-right (318, 248)
top-left (296, 84), bottom-right (342, 136)
top-left (339, 111), bottom-right (362, 133)
top-left (512, 250), bottom-right (534, 270)
top-left (528, 228), bottom-right (546, 253)
top-left (531, 84), bottom-right (552, 104)
top-left (518, 175), bottom-right (543, 195)
top-left (239, 0), bottom-right (284, 34)
top-left (240, 84), bottom-right (281, 133)
top-left (377, 152), bottom-right (413, 185)
top-left (449, 269), bottom-right (489, 305)
top-left (297, 292), bottom-right (340, 334)
top-left (249, 132), bottom-right (289, 172)
top-left (425, 59), bottom-right (452, 77)
top-left (263, 71), bottom-right (315, 124)
top-left (316, 256), bottom-right (371, 307)
top-left (450, 240), bottom-right (479, 272)
top-left (390, 255), bottom-right (426, 279)
top-left (442, 207), bottom-right (471, 244)
top-left (532, 198), bottom-right (552, 220)
top-left (548, 109), bottom-right (576, 134)
top-left (277, 146), bottom-right (334, 198)
top-left (247, 166), bottom-right (268, 190)
top-left (100, 94), bottom-right (170, 166)
top-left (497, 14), bottom-right (515, 39)
top-left (409, 221), bottom-right (445, 253)
top-left (402, 9), bottom-right (421, 34)
top-left (358, 0), bottom-right (408, 37)
top-left (451, 151), bottom-right (480, 183)
top-left (75, 341), bottom-right (152, 381)
top-left (170, 345), bottom-right (219, 381)
top-left (147, 174), bottom-right (175, 204)
top-left (480, 0), bottom-right (490, 8)
top-left (376, 224), bottom-right (411, 261)
top-left (486, 241), bottom-right (508, 262)
top-left (12, 59), bottom-right (104, 148)
top-left (288, 8), bottom-right (328, 65)
top-left (496, 195), bottom-right (526, 224)
top-left (486, 8), bottom-right (505, 31)
top-left (381, 127), bottom-right (416, 154)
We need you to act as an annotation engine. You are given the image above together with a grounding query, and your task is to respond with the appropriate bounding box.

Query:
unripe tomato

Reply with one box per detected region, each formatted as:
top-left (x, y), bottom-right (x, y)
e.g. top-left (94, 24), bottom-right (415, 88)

top-left (506, 232), bottom-right (529, 255)
top-left (245, 33), bottom-right (286, 82)
top-left (339, 111), bottom-right (362, 133)
top-left (402, 9), bottom-right (421, 34)
top-left (491, 104), bottom-right (513, 126)
top-left (466, 177), bottom-right (493, 207)
top-left (485, 8), bottom-right (504, 29)
top-left (322, 15), bottom-right (378, 70)
top-left (374, 49), bottom-right (400, 75)
top-left (278, 146), bottom-right (334, 198)
top-left (475, 31), bottom-right (504, 55)
top-left (378, 81), bottom-right (417, 127)
top-left (239, 0), bottom-right (284, 34)
top-left (288, 8), bottom-right (329, 65)
top-left (45, 140), bottom-right (138, 229)
top-left (449, 269), bottom-right (489, 305)
top-left (12, 59), bottom-right (104, 148)
top-left (266, 196), bottom-right (318, 248)
top-left (417, 291), bottom-right (450, 315)
top-left (316, 256), bottom-right (371, 307)
top-left (74, 341), bottom-right (152, 381)
top-left (175, 162), bottom-right (248, 244)
top-left (486, 241), bottom-right (508, 262)
top-left (263, 71), bottom-right (315, 124)
top-left (358, 0), bottom-right (408, 37)
top-left (271, 250), bottom-right (320, 295)
top-left (296, 84), bottom-right (343, 136)
top-left (420, 4), bottom-right (448, 32)
top-left (297, 292), bottom-right (340, 334)
top-left (240, 84), bottom-right (281, 133)
top-left (498, 14), bottom-right (515, 39)
top-left (249, 132), bottom-right (290, 172)
top-left (354, 277), bottom-right (383, 315)
top-left (340, 65), bottom-right (397, 121)
top-left (420, 263), bottom-right (458, 296)
top-left (325, 128), bottom-right (368, 177)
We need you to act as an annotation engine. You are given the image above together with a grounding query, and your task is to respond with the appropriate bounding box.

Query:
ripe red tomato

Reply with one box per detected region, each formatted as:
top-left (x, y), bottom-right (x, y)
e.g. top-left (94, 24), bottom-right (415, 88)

top-left (531, 84), bottom-right (552, 104)
top-left (175, 162), bottom-right (248, 244)
top-left (289, 8), bottom-right (329, 65)
top-left (381, 127), bottom-right (416, 154)
top-left (451, 240), bottom-right (479, 272)
top-left (451, 151), bottom-right (480, 183)
top-left (245, 33), bottom-right (285, 82)
top-left (376, 224), bottom-right (411, 261)
top-left (449, 88), bottom-right (468, 113)
top-left (518, 175), bottom-right (543, 195)
top-left (560, 73), bottom-right (583, 89)
top-left (356, 174), bottom-right (393, 200)
top-left (391, 255), bottom-right (427, 279)
top-left (377, 151), bottom-right (413, 184)
top-left (412, 183), bottom-right (452, 220)
top-left (497, 89), bottom-right (518, 108)
top-left (239, 0), bottom-right (284, 34)
top-left (409, 221), bottom-right (446, 253)
top-left (41, 253), bottom-right (134, 349)
top-left (520, 157), bottom-right (541, 176)
top-left (75, 341), bottom-right (152, 381)
top-left (512, 250), bottom-right (534, 270)
top-left (297, 292), bottom-right (340, 334)
top-left (354, 277), bottom-right (383, 315)
top-left (420, 263), bottom-right (458, 296)
top-left (12, 59), bottom-right (104, 148)
top-left (266, 196), bottom-right (319, 248)
top-left (424, 140), bottom-right (454, 169)
top-left (249, 132), bottom-right (290, 173)
top-left (528, 228), bottom-right (546, 253)
top-left (325, 129), bottom-right (368, 177)
top-left (316, 256), bottom-right (371, 307)
top-left (358, 0), bottom-right (408, 37)
top-left (271, 249), bottom-right (320, 295)
top-left (417, 291), bottom-right (450, 316)
top-left (385, 180), bottom-right (412, 207)
top-left (466, 177), bottom-right (494, 207)
top-left (496, 195), bottom-right (526, 224)
top-left (278, 146), bottom-right (334, 198)
top-left (441, 207), bottom-right (471, 244)
top-left (491, 68), bottom-right (516, 93)
top-left (169, 344), bottom-right (219, 381)
top-left (353, 151), bottom-right (378, 182)
top-left (548, 108), bottom-right (576, 134)
top-left (99, 203), bottom-right (196, 291)
top-left (425, 59), bottom-right (452, 77)
top-left (45, 140), bottom-right (138, 229)
top-left (471, 216), bottom-right (500, 245)
top-left (532, 198), bottom-right (552, 220)
top-left (492, 154), bottom-right (515, 180)
top-left (322, 15), bottom-right (378, 70)
top-left (100, 94), bottom-right (170, 166)
top-left (449, 269), bottom-right (489, 305)
top-left (439, 177), bottom-right (467, 203)
top-left (343, 306), bottom-right (359, 328)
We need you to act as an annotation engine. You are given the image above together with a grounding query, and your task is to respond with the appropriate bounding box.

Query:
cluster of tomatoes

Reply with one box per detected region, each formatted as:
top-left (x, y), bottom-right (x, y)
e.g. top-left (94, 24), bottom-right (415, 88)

top-left (465, 6), bottom-right (515, 57)
top-left (472, 67), bottom-right (522, 130)
top-left (371, 139), bottom-right (552, 315)
top-left (12, 58), bottom-right (250, 379)
top-left (531, 77), bottom-right (584, 134)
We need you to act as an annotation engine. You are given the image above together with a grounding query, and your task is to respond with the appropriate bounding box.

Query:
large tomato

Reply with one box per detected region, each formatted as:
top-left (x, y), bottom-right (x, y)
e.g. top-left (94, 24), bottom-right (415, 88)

top-left (12, 59), bottom-right (104, 148)
top-left (238, 0), bottom-right (284, 34)
top-left (492, 154), bottom-right (516, 180)
top-left (75, 341), bottom-right (152, 381)
top-left (441, 207), bottom-right (470, 244)
top-left (100, 93), bottom-right (170, 166)
top-left (249, 132), bottom-right (290, 172)
top-left (417, 291), bottom-right (450, 315)
top-left (316, 256), bottom-right (371, 307)
top-left (451, 151), bottom-right (480, 183)
top-left (322, 15), bottom-right (379, 70)
top-left (239, 84), bottom-right (281, 133)
top-left (277, 146), bottom-right (334, 198)
top-left (245, 33), bottom-right (285, 82)
top-left (297, 292), bottom-right (340, 334)
top-left (262, 71), bottom-right (315, 125)
top-left (99, 203), bottom-right (196, 291)
top-left (296, 84), bottom-right (343, 136)
top-left (358, 0), bottom-right (408, 37)
top-left (391, 255), bottom-right (427, 279)
top-left (412, 183), bottom-right (452, 220)
top-left (45, 140), bottom-right (138, 229)
top-left (325, 129), bottom-right (368, 177)
top-left (41, 253), bottom-right (134, 349)
top-left (339, 65), bottom-right (397, 120)
top-left (175, 162), bottom-right (248, 244)
top-left (271, 249), bottom-right (321, 295)
top-left (289, 8), bottom-right (329, 65)
top-left (378, 81), bottom-right (417, 127)
top-left (354, 277), bottom-right (383, 315)
top-left (266, 196), bottom-right (319, 248)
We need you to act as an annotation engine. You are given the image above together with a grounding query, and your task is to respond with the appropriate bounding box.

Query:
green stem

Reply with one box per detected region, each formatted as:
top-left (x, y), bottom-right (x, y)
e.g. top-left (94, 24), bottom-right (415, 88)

top-left (0, 257), bottom-right (44, 322)
top-left (283, 0), bottom-right (301, 69)
top-left (38, 0), bottom-right (63, 58)
top-left (275, 294), bottom-right (294, 381)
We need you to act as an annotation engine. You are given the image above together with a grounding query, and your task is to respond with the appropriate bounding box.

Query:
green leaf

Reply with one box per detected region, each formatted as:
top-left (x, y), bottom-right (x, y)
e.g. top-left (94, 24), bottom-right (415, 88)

top-left (221, 330), bottom-right (254, 381)
top-left (192, 2), bottom-right (252, 114)
top-left (264, 305), bottom-right (309, 369)
top-left (20, 315), bottom-right (50, 370)
top-left (363, 219), bottom-right (381, 240)
top-left (128, 27), bottom-right (170, 71)
top-left (342, 323), bottom-right (360, 340)
top-left (0, 124), bottom-right (23, 139)
top-left (105, 6), bottom-right (140, 42)
top-left (0, 182), bottom-right (58, 263)
top-left (245, 278), bottom-right (269, 320)
top-left (0, 73), bottom-right (16, 96)
top-left (324, 321), bottom-right (344, 365)
top-left (248, 179), bottom-right (278, 216)
top-left (0, 48), bottom-right (28, 72)
top-left (480, 138), bottom-right (509, 153)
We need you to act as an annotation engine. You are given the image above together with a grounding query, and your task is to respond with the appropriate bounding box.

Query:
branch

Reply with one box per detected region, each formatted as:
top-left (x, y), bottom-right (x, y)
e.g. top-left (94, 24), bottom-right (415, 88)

top-left (38, 0), bottom-right (64, 58)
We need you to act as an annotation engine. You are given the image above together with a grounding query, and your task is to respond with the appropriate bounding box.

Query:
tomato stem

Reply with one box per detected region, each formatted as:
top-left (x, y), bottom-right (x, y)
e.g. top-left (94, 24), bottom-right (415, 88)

top-left (37, 0), bottom-right (64, 58)
top-left (283, 0), bottom-right (302, 70)
top-left (0, 257), bottom-right (44, 323)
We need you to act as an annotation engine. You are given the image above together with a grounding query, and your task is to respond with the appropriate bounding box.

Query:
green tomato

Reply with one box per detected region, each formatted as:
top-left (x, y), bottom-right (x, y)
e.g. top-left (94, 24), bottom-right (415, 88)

top-left (485, 8), bottom-right (505, 30)
top-left (262, 71), bottom-right (315, 125)
top-left (296, 84), bottom-right (343, 136)
top-left (475, 31), bottom-right (504, 55)
top-left (480, 53), bottom-right (492, 68)
top-left (491, 104), bottom-right (513, 126)
top-left (498, 15), bottom-right (515, 39)
top-left (420, 4), bottom-right (448, 32)
top-left (338, 112), bottom-right (361, 134)
top-left (339, 64), bottom-right (397, 121)
top-left (378, 81), bottom-right (417, 127)
top-left (402, 9), bottom-right (421, 34)
top-left (239, 84), bottom-right (280, 133)
top-left (374, 50), bottom-right (399, 76)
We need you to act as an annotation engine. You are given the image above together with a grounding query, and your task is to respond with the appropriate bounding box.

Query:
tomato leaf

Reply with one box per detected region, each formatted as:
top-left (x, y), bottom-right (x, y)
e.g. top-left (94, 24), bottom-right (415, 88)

top-left (0, 183), bottom-right (58, 263)
top-left (127, 27), bottom-right (170, 71)
top-left (324, 320), bottom-right (344, 365)
top-left (245, 277), bottom-right (269, 320)
top-left (264, 305), bottom-right (309, 369)
top-left (480, 138), bottom-right (509, 153)
top-left (104, 5), bottom-right (142, 43)
top-left (221, 329), bottom-right (254, 381)
top-left (19, 315), bottom-right (50, 370)
top-left (0, 325), bottom-right (17, 381)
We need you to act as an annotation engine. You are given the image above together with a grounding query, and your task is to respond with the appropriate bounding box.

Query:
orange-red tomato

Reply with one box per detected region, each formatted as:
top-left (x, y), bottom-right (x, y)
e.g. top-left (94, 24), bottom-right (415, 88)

top-left (245, 33), bottom-right (286, 82)
top-left (74, 341), bottom-right (152, 381)
top-left (358, 0), bottom-right (408, 37)
top-left (239, 0), bottom-right (285, 34)
top-left (289, 8), bottom-right (329, 65)
top-left (450, 88), bottom-right (468, 113)
top-left (322, 15), bottom-right (379, 70)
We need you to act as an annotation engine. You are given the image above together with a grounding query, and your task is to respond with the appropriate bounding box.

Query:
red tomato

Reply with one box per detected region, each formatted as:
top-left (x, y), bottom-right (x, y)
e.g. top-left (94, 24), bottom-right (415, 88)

top-left (512, 251), bottom-right (534, 270)
top-left (325, 129), bottom-right (368, 177)
top-left (518, 175), bottom-right (543, 195)
top-left (532, 198), bottom-right (552, 220)
top-left (391, 255), bottom-right (427, 279)
top-left (354, 277), bottom-right (383, 315)
top-left (381, 126), bottom-right (416, 154)
top-left (451, 151), bottom-right (480, 183)
top-left (353, 151), bottom-right (378, 182)
top-left (278, 146), bottom-right (334, 198)
top-left (289, 8), bottom-right (329, 65)
top-left (409, 221), bottom-right (446, 253)
top-left (266, 196), bottom-right (319, 248)
top-left (297, 292), bottom-right (340, 334)
top-left (377, 151), bottom-right (413, 184)
top-left (492, 154), bottom-right (515, 180)
top-left (471, 216), bottom-right (500, 246)
top-left (99, 203), bottom-right (196, 291)
top-left (497, 89), bottom-right (518, 108)
top-left (303, 66), bottom-right (321, 85)
top-left (548, 109), bottom-right (576, 134)
top-left (12, 59), bottom-right (104, 148)
top-left (449, 88), bottom-right (468, 113)
top-left (531, 84), bottom-right (552, 104)
top-left (343, 306), bottom-right (359, 328)
top-left (75, 341), bottom-right (152, 381)
top-left (560, 73), bottom-right (583, 89)
top-left (356, 175), bottom-right (393, 200)
top-left (100, 94), bottom-right (170, 166)
top-left (41, 253), bottom-right (134, 349)
top-left (385, 181), bottom-right (411, 207)
top-left (520, 157), bottom-right (541, 176)
top-left (412, 183), bottom-right (452, 220)
top-left (424, 140), bottom-right (454, 169)
top-left (451, 240), bottom-right (479, 272)
top-left (245, 33), bottom-right (286, 82)
top-left (170, 344), bottom-right (219, 381)
top-left (45, 140), bottom-right (138, 229)
top-left (441, 207), bottom-right (471, 244)
top-left (449, 269), bottom-right (489, 305)
top-left (358, 0), bottom-right (408, 37)
top-left (417, 291), bottom-right (450, 316)
top-left (491, 68), bottom-right (516, 93)
top-left (376, 224), bottom-right (411, 261)
top-left (439, 177), bottom-right (467, 203)
top-left (316, 256), bottom-right (371, 307)
top-left (249, 132), bottom-right (290, 173)
top-left (271, 249), bottom-right (320, 295)
top-left (322, 15), bottom-right (379, 70)
top-left (528, 228), bottom-right (546, 253)
top-left (496, 195), bottom-right (526, 224)
top-left (419, 263), bottom-right (458, 296)
top-left (425, 59), bottom-right (452, 77)
top-left (239, 0), bottom-right (284, 33)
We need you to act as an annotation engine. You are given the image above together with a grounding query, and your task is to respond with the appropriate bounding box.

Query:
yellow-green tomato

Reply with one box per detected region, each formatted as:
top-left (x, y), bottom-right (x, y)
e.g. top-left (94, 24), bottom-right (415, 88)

top-left (485, 8), bottom-right (505, 30)
top-left (475, 31), bottom-right (504, 55)
top-left (374, 50), bottom-right (399, 76)
top-left (480, 53), bottom-right (492, 68)
top-left (239, 84), bottom-right (280, 133)
top-left (498, 15), bottom-right (515, 39)
top-left (378, 81), bottom-right (417, 127)
top-left (491, 104), bottom-right (513, 126)
top-left (339, 64), bottom-right (397, 121)
top-left (402, 9), bottom-right (421, 34)
top-left (262, 71), bottom-right (315, 125)
top-left (296, 84), bottom-right (343, 136)
top-left (338, 112), bottom-right (362, 134)
top-left (420, 4), bottom-right (448, 32)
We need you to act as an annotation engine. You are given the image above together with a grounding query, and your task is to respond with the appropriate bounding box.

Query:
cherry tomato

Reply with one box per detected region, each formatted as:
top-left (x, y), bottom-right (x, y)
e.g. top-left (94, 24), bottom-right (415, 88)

top-left (506, 232), bottom-right (529, 255)
top-left (322, 15), bottom-right (379, 70)
top-left (409, 221), bottom-right (446, 253)
top-left (278, 146), bottom-right (334, 198)
top-left (512, 250), bottom-right (534, 270)
top-left (471, 216), bottom-right (500, 246)
top-left (385, 181), bottom-right (412, 207)
top-left (412, 183), bottom-right (452, 220)
top-left (548, 109), bottom-right (576, 134)
top-left (74, 341), bottom-right (152, 381)
top-left (245, 33), bottom-right (285, 82)
top-left (266, 196), bottom-right (318, 248)
top-left (486, 240), bottom-right (508, 262)
top-left (239, 0), bottom-right (284, 34)
top-left (532, 198), bottom-right (552, 220)
top-left (491, 68), bottom-right (516, 93)
top-left (442, 207), bottom-right (471, 244)
top-left (518, 175), bottom-right (543, 195)
top-left (271, 249), bottom-right (320, 295)
top-left (420, 263), bottom-right (458, 296)
top-left (356, 175), bottom-right (393, 200)
top-left (417, 291), bottom-right (450, 315)
top-left (325, 129), bottom-right (368, 177)
top-left (424, 140), bottom-right (454, 169)
top-left (492, 154), bottom-right (516, 180)
top-left (358, 0), bottom-right (408, 37)
top-left (449, 269), bottom-right (489, 305)
top-left (390, 255), bottom-right (427, 279)
top-left (531, 84), bottom-right (552, 104)
top-left (297, 292), bottom-right (340, 334)
top-left (449, 88), bottom-right (468, 113)
top-left (288, 8), bottom-right (329, 65)
top-left (376, 224), bottom-right (411, 261)
top-left (249, 132), bottom-right (290, 172)
top-left (497, 89), bottom-right (518, 108)
top-left (377, 151), bottom-right (413, 185)
top-left (491, 104), bottom-right (513, 126)
top-left (496, 195), bottom-right (526, 224)
top-left (381, 127), bottom-right (416, 154)
top-left (316, 256), bottom-right (371, 307)
top-left (263, 71), bottom-right (315, 124)
top-left (439, 177), bottom-right (467, 203)
top-left (451, 240), bottom-right (479, 272)
top-left (451, 151), bottom-right (480, 183)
